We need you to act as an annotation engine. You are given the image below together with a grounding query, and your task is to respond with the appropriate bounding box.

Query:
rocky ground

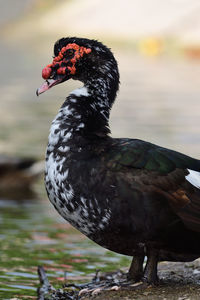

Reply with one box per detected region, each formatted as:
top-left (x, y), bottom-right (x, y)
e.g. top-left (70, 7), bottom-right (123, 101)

top-left (38, 259), bottom-right (200, 300)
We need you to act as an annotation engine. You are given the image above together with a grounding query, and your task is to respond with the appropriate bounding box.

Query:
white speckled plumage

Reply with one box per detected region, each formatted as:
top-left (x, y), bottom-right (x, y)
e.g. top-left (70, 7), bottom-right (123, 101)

top-left (45, 83), bottom-right (112, 236)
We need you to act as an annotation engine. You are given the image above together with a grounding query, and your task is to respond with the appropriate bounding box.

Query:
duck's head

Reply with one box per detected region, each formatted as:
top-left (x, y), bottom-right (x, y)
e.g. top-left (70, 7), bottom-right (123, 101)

top-left (36, 37), bottom-right (119, 96)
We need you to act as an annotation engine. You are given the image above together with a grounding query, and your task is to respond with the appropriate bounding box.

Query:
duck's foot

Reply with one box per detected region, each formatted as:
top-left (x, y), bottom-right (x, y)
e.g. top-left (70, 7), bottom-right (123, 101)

top-left (127, 254), bottom-right (145, 282)
top-left (142, 249), bottom-right (159, 285)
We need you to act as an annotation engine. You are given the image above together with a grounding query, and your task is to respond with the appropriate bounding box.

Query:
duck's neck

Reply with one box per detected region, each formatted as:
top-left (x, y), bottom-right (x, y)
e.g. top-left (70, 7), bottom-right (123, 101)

top-left (47, 76), bottom-right (119, 153)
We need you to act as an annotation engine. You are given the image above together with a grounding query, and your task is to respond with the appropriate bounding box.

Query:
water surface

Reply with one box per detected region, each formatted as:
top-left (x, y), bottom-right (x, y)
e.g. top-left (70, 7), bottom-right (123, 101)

top-left (0, 193), bottom-right (131, 299)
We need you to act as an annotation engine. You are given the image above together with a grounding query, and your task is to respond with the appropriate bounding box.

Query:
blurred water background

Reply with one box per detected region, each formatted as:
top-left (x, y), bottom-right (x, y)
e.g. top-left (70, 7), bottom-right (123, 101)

top-left (0, 0), bottom-right (200, 298)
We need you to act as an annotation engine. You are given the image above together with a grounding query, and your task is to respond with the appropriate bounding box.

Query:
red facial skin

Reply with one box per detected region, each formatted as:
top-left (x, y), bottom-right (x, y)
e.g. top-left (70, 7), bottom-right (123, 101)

top-left (42, 43), bottom-right (92, 80)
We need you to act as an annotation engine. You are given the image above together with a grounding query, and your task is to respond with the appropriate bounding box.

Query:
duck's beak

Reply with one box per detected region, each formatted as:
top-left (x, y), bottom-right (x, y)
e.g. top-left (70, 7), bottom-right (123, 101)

top-left (36, 78), bottom-right (63, 96)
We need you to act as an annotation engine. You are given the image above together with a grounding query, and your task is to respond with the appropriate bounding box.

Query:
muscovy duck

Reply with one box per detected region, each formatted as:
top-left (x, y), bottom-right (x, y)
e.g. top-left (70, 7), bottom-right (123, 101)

top-left (37, 37), bottom-right (200, 284)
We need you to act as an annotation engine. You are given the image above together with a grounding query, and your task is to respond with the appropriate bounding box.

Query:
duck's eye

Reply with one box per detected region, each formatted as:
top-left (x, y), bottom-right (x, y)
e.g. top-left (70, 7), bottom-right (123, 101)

top-left (65, 49), bottom-right (74, 57)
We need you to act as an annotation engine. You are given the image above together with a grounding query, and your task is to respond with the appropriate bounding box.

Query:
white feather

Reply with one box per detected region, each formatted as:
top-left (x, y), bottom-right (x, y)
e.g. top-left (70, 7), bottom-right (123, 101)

top-left (70, 86), bottom-right (89, 97)
top-left (185, 169), bottom-right (200, 189)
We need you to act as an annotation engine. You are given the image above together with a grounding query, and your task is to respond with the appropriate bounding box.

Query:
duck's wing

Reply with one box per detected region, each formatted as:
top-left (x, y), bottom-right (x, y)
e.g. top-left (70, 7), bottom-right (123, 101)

top-left (105, 138), bottom-right (200, 232)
